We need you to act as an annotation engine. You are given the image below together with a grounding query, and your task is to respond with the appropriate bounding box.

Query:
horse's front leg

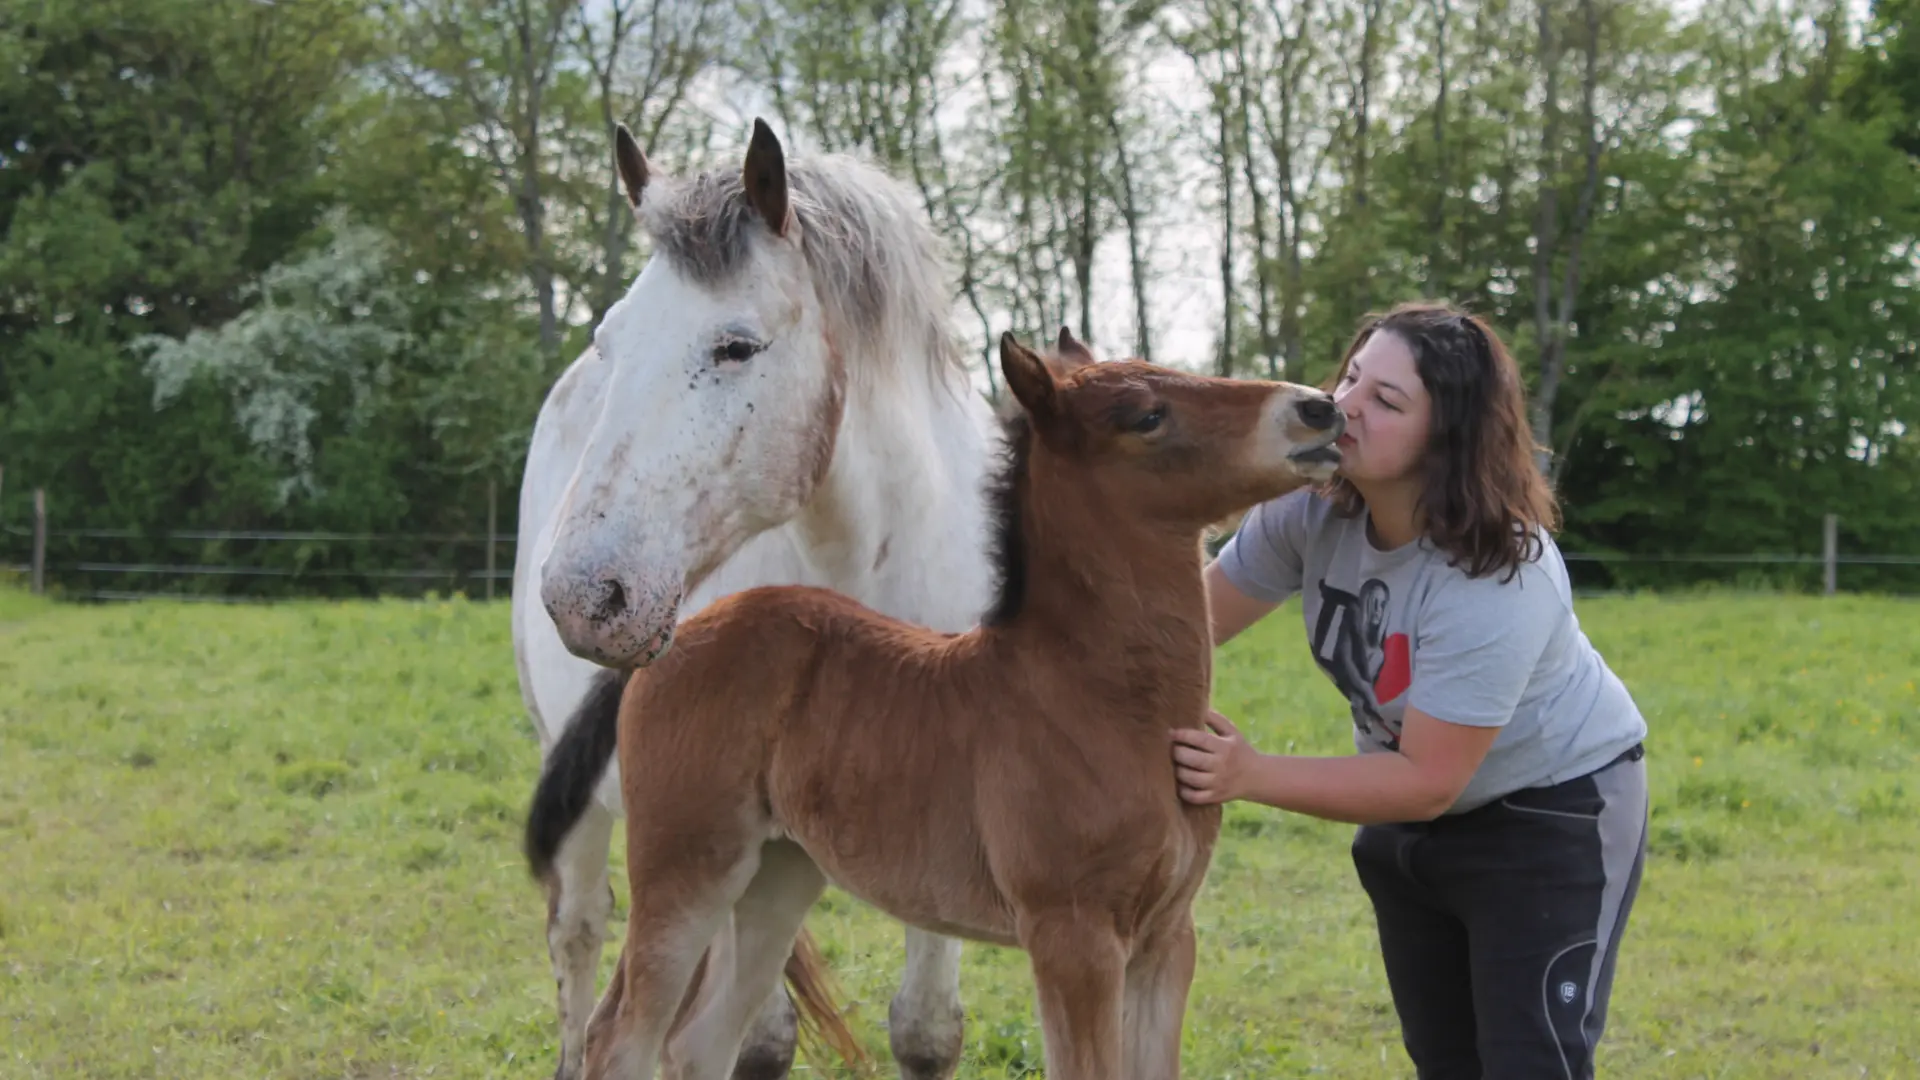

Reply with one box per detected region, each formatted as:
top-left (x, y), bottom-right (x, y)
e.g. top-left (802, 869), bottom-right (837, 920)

top-left (725, 981), bottom-right (798, 1080)
top-left (1122, 914), bottom-right (1198, 1080)
top-left (888, 926), bottom-right (965, 1080)
top-left (1021, 914), bottom-right (1127, 1080)
top-left (546, 799), bottom-right (618, 1080)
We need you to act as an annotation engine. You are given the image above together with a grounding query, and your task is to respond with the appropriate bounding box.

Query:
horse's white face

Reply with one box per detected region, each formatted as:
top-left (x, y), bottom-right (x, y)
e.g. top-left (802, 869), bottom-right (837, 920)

top-left (541, 122), bottom-right (844, 669)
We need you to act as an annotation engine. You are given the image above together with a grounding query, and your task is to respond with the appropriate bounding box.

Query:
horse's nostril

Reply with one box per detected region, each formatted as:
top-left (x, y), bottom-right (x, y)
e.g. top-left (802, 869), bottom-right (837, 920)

top-left (591, 579), bottom-right (629, 625)
top-left (1298, 396), bottom-right (1338, 430)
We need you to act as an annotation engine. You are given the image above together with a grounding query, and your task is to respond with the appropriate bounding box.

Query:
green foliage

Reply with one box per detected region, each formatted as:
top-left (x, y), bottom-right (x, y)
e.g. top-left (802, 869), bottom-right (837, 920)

top-left (0, 0), bottom-right (546, 596)
top-left (1851, 0), bottom-right (1920, 156)
top-left (1, 0), bottom-right (1916, 597)
top-left (0, 590), bottom-right (1915, 1075)
top-left (1550, 0), bottom-right (1920, 590)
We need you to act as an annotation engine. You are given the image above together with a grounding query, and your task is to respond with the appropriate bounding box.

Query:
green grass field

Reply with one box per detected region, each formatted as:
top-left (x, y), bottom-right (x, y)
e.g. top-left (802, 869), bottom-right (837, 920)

top-left (2, 587), bottom-right (1916, 1078)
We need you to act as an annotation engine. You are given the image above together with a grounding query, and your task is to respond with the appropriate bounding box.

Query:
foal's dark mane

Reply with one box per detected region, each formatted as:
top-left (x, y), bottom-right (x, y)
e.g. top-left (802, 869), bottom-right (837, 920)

top-left (981, 409), bottom-right (1033, 627)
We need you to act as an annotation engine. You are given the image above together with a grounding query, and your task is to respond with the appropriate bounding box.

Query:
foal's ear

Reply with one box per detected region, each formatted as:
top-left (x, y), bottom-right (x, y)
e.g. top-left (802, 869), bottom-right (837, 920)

top-left (1000, 332), bottom-right (1058, 418)
top-left (1054, 325), bottom-right (1097, 371)
top-left (742, 118), bottom-right (793, 238)
top-left (614, 123), bottom-right (649, 210)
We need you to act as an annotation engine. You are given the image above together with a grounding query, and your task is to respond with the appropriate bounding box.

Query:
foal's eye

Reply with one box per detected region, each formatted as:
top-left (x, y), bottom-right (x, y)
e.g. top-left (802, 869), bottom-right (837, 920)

top-left (713, 336), bottom-right (766, 364)
top-left (1129, 405), bottom-right (1167, 434)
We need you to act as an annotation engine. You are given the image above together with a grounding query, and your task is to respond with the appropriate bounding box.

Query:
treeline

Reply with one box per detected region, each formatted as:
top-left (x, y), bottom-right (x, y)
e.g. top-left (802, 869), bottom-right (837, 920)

top-left (1, 0), bottom-right (1916, 597)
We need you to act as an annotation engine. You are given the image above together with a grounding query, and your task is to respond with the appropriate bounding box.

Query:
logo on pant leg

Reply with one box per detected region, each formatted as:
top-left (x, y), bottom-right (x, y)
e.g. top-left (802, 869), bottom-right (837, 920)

top-left (1559, 980), bottom-right (1579, 1004)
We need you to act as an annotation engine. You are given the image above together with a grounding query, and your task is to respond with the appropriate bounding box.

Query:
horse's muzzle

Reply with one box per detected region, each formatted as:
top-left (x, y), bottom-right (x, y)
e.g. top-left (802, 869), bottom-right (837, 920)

top-left (541, 567), bottom-right (682, 668)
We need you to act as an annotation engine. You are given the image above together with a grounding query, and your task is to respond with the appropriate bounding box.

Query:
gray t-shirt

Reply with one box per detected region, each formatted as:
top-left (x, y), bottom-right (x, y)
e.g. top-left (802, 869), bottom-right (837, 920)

top-left (1215, 490), bottom-right (1647, 814)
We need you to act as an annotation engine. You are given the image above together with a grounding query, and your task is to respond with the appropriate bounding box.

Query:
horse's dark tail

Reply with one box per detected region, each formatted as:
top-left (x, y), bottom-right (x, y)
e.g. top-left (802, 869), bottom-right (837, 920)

top-left (524, 666), bottom-right (627, 882)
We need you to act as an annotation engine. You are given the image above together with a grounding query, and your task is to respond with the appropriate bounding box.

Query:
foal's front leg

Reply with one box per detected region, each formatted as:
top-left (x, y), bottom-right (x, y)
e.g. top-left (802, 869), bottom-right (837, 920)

top-left (584, 837), bottom-right (766, 1080)
top-left (1122, 915), bottom-right (1198, 1080)
top-left (1021, 914), bottom-right (1128, 1080)
top-left (665, 842), bottom-right (829, 1080)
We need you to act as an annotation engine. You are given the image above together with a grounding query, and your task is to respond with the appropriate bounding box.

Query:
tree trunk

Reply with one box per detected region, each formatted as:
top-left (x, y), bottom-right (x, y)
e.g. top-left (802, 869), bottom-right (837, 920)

top-left (1261, 0), bottom-right (1318, 376)
top-left (1218, 83), bottom-right (1236, 378)
top-left (1234, 7), bottom-right (1277, 377)
top-left (584, 0), bottom-right (633, 327)
top-left (1530, 0), bottom-right (1564, 473)
top-left (1545, 0), bottom-right (1608, 484)
top-left (1351, 0), bottom-right (1383, 317)
top-left (1425, 0), bottom-right (1453, 295)
top-left (1107, 111), bottom-right (1153, 362)
top-left (515, 8), bottom-right (559, 358)
top-left (1077, 174), bottom-right (1096, 342)
top-left (909, 66), bottom-right (999, 396)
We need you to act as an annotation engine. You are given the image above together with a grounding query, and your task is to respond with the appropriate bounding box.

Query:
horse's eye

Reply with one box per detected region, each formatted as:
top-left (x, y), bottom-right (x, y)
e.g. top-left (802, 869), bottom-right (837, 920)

top-left (714, 337), bottom-right (765, 364)
top-left (1129, 405), bottom-right (1167, 434)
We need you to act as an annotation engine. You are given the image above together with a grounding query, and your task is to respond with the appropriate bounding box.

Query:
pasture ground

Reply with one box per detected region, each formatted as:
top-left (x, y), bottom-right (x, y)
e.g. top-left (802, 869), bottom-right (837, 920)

top-left (1, 586), bottom-right (1916, 1078)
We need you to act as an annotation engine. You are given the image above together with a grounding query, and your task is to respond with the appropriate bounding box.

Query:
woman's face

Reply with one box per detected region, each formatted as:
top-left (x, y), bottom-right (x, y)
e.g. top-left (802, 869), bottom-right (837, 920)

top-left (1333, 330), bottom-right (1433, 487)
top-left (1363, 584), bottom-right (1388, 632)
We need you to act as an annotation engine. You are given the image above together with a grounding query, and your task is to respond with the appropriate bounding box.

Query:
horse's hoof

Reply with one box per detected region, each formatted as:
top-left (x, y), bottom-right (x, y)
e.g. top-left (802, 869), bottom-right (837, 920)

top-left (728, 1044), bottom-right (796, 1080)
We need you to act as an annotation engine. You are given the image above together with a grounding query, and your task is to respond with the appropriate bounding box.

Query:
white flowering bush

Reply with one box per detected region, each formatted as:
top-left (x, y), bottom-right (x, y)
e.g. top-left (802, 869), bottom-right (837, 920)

top-left (135, 211), bottom-right (411, 505)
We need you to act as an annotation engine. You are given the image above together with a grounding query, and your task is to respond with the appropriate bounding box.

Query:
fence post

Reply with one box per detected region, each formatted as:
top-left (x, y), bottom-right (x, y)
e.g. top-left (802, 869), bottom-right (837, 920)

top-left (32, 488), bottom-right (47, 595)
top-left (486, 478), bottom-right (497, 602)
top-left (1822, 513), bottom-right (1838, 596)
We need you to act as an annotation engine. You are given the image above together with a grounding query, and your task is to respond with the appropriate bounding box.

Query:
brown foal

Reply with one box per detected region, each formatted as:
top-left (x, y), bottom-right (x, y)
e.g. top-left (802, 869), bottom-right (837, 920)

top-left (539, 332), bottom-right (1343, 1079)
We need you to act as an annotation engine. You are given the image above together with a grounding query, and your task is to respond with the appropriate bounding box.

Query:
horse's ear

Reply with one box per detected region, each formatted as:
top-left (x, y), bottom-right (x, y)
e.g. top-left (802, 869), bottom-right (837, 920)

top-left (742, 118), bottom-right (793, 238)
top-left (614, 123), bottom-right (649, 210)
top-left (1000, 332), bottom-right (1057, 419)
top-left (1054, 325), bottom-right (1097, 371)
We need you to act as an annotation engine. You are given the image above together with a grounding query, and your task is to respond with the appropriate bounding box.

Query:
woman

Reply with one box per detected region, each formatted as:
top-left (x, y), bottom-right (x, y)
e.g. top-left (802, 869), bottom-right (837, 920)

top-left (1173, 301), bottom-right (1649, 1079)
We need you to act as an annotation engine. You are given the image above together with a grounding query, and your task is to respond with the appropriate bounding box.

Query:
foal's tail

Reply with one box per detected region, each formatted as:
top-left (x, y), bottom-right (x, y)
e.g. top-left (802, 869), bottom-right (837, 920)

top-left (787, 926), bottom-right (870, 1074)
top-left (524, 665), bottom-right (626, 882)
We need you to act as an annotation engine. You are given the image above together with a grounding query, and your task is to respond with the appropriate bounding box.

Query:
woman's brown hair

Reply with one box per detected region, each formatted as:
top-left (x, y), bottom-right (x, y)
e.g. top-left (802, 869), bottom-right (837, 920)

top-left (1321, 301), bottom-right (1561, 581)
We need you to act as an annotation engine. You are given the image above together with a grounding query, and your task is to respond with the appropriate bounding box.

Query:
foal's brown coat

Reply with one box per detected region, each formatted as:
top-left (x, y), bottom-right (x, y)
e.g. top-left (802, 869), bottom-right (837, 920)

top-left (582, 334), bottom-right (1343, 1079)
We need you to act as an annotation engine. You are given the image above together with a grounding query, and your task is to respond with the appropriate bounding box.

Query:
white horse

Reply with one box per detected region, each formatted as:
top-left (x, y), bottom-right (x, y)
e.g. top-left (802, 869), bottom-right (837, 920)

top-left (512, 119), bottom-right (1005, 1080)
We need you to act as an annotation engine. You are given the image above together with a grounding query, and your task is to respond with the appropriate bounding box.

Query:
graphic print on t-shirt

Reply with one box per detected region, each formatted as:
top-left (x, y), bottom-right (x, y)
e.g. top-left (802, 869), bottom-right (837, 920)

top-left (1311, 578), bottom-right (1412, 750)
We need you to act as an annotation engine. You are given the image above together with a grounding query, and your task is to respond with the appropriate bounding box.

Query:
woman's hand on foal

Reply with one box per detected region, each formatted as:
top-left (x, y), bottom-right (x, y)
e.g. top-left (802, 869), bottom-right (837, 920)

top-left (1172, 709), bottom-right (1258, 805)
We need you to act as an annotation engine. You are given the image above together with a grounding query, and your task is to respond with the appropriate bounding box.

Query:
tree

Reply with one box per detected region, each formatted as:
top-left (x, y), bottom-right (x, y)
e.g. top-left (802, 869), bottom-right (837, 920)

top-left (380, 0), bottom-right (582, 359)
top-left (1555, 0), bottom-right (1920, 589)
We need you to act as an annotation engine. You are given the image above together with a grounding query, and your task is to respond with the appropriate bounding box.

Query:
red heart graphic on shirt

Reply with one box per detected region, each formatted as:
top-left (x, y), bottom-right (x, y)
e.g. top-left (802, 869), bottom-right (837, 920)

top-left (1374, 633), bottom-right (1411, 703)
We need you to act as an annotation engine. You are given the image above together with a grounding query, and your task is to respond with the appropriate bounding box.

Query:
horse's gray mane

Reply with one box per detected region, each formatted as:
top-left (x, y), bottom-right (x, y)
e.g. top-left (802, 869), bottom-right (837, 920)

top-left (639, 154), bottom-right (968, 385)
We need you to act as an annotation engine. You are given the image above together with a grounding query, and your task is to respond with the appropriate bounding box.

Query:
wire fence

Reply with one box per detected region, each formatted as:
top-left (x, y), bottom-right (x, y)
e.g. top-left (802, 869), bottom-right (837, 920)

top-left (8, 521), bottom-right (1920, 603)
top-left (1, 519), bottom-right (515, 603)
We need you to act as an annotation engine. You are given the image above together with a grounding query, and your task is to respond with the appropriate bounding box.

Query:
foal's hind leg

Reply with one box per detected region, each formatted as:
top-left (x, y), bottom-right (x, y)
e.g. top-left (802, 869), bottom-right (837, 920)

top-left (657, 914), bottom-right (798, 1080)
top-left (584, 839), bottom-right (766, 1080)
top-left (546, 799), bottom-right (618, 1080)
top-left (1122, 916), bottom-right (1198, 1080)
top-left (666, 842), bottom-right (828, 1080)
top-left (1022, 914), bottom-right (1127, 1080)
top-left (889, 928), bottom-right (965, 1080)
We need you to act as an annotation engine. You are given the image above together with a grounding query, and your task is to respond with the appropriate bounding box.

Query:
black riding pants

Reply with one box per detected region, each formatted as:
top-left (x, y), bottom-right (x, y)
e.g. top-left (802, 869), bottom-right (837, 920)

top-left (1351, 747), bottom-right (1649, 1080)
